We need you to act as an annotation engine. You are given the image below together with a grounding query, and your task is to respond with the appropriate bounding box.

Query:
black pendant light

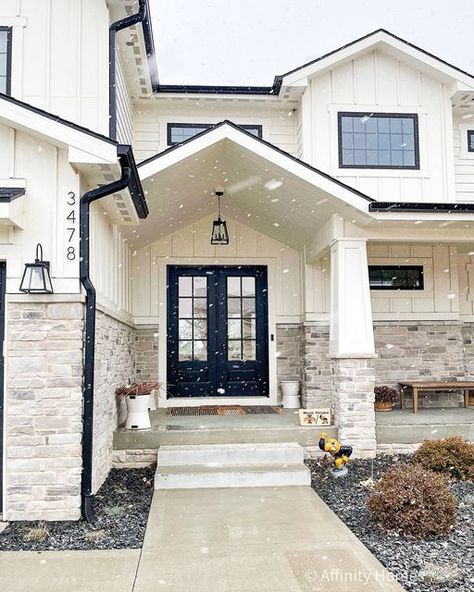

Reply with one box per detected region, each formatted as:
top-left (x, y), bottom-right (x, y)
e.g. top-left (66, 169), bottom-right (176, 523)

top-left (210, 189), bottom-right (229, 245)
top-left (19, 243), bottom-right (54, 294)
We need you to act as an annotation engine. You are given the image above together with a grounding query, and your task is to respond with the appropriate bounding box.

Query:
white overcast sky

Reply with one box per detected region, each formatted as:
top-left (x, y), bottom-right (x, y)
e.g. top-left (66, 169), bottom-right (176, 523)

top-left (150, 0), bottom-right (474, 86)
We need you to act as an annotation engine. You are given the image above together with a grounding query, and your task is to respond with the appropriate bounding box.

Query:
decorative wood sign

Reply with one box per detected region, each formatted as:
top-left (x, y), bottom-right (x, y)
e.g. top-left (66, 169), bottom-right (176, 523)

top-left (298, 408), bottom-right (331, 426)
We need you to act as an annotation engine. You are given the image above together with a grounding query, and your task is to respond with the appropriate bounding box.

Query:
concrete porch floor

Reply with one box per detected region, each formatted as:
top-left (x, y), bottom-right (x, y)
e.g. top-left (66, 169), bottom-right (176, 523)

top-left (113, 409), bottom-right (337, 450)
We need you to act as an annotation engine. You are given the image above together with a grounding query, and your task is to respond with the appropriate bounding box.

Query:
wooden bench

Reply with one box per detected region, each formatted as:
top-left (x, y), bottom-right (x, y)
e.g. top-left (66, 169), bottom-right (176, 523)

top-left (398, 381), bottom-right (473, 414)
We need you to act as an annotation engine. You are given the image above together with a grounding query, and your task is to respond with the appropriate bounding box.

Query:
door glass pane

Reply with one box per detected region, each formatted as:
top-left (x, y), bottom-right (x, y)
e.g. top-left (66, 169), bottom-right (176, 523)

top-left (193, 276), bottom-right (207, 297)
top-left (178, 340), bottom-right (193, 361)
top-left (242, 298), bottom-right (256, 318)
top-left (242, 277), bottom-right (255, 296)
top-left (227, 277), bottom-right (241, 296)
top-left (228, 340), bottom-right (241, 360)
top-left (179, 298), bottom-right (192, 318)
top-left (242, 340), bottom-right (256, 361)
top-left (193, 319), bottom-right (207, 340)
top-left (193, 340), bottom-right (207, 360)
top-left (227, 298), bottom-right (241, 317)
top-left (178, 319), bottom-right (193, 340)
top-left (228, 319), bottom-right (241, 339)
top-left (194, 298), bottom-right (207, 318)
top-left (242, 318), bottom-right (256, 339)
top-left (178, 276), bottom-right (192, 297)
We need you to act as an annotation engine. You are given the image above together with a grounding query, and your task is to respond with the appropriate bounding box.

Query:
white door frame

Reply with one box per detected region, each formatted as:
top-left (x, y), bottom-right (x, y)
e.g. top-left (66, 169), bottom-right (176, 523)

top-left (157, 257), bottom-right (278, 407)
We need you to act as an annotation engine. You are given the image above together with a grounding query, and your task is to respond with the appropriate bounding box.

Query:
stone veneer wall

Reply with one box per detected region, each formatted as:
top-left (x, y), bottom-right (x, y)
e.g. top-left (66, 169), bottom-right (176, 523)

top-left (301, 324), bottom-right (332, 409)
top-left (92, 308), bottom-right (137, 493)
top-left (276, 324), bottom-right (302, 403)
top-left (5, 297), bottom-right (84, 521)
top-left (135, 328), bottom-right (159, 382)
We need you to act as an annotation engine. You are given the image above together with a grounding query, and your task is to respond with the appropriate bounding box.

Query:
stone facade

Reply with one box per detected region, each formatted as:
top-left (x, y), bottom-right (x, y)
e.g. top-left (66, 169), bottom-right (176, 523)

top-left (5, 297), bottom-right (84, 521)
top-left (92, 308), bottom-right (137, 493)
top-left (301, 324), bottom-right (332, 408)
top-left (276, 324), bottom-right (302, 403)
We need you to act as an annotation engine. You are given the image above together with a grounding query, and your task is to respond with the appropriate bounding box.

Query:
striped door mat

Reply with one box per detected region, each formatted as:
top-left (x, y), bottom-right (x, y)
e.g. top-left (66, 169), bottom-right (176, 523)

top-left (169, 406), bottom-right (282, 417)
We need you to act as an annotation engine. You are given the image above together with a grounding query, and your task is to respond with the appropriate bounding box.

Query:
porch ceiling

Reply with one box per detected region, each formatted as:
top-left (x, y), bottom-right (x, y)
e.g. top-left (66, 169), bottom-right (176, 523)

top-left (126, 131), bottom-right (373, 249)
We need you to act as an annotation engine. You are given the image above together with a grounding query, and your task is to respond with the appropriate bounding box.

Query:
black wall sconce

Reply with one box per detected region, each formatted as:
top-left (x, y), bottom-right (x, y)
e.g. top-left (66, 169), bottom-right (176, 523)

top-left (19, 243), bottom-right (54, 294)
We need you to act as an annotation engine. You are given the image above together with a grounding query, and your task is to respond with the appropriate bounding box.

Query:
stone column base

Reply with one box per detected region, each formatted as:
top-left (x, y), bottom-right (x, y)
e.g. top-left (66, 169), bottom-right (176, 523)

top-left (332, 358), bottom-right (376, 458)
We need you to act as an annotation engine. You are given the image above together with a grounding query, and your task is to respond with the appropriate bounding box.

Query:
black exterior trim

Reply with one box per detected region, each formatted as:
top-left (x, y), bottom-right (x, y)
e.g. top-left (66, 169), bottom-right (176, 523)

top-left (369, 265), bottom-right (424, 290)
top-left (369, 202), bottom-right (474, 213)
top-left (0, 91), bottom-right (117, 145)
top-left (79, 144), bottom-right (147, 522)
top-left (0, 26), bottom-right (12, 96)
top-left (0, 187), bottom-right (25, 202)
top-left (337, 112), bottom-right (420, 170)
top-left (167, 122), bottom-right (263, 145)
top-left (468, 130), bottom-right (474, 153)
top-left (138, 119), bottom-right (375, 203)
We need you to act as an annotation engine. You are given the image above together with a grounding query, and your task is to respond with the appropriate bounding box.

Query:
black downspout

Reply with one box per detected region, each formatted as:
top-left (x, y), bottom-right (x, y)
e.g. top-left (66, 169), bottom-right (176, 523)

top-left (109, 0), bottom-right (148, 140)
top-left (79, 166), bottom-right (131, 522)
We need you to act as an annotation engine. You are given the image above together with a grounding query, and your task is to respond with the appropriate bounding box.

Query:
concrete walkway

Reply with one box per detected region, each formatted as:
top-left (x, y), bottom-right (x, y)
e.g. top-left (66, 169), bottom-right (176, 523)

top-left (0, 487), bottom-right (405, 592)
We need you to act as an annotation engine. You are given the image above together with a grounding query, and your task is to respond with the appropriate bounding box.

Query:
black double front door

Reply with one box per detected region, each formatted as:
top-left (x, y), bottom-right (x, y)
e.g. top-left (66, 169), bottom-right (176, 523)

top-left (167, 265), bottom-right (269, 398)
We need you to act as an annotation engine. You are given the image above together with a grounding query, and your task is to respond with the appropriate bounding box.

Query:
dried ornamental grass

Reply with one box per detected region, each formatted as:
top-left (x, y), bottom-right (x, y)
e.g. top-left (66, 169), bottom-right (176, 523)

top-left (413, 436), bottom-right (474, 481)
top-left (367, 464), bottom-right (457, 539)
top-left (115, 381), bottom-right (160, 397)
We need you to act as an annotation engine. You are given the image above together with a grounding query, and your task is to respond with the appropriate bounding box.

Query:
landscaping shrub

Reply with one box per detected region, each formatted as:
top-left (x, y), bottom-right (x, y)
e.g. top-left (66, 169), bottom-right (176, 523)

top-left (413, 437), bottom-right (474, 481)
top-left (367, 464), bottom-right (457, 539)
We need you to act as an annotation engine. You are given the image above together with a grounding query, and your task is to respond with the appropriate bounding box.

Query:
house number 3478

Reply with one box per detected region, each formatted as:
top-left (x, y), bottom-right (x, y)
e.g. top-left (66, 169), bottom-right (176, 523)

top-left (66, 191), bottom-right (76, 261)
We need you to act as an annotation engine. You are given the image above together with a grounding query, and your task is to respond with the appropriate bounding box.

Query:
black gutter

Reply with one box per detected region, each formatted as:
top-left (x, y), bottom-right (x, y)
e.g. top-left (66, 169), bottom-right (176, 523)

top-left (369, 202), bottom-right (474, 213)
top-left (109, 0), bottom-right (150, 140)
top-left (155, 84), bottom-right (279, 95)
top-left (0, 187), bottom-right (25, 202)
top-left (80, 146), bottom-right (148, 522)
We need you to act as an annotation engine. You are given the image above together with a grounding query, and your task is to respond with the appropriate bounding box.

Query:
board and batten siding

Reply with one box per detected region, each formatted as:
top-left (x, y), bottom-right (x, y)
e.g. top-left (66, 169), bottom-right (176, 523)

top-left (302, 48), bottom-right (455, 203)
top-left (453, 117), bottom-right (474, 202)
top-left (457, 248), bottom-right (474, 320)
top-left (132, 100), bottom-right (298, 163)
top-left (1, 0), bottom-right (110, 135)
top-left (131, 215), bottom-right (302, 324)
top-left (115, 49), bottom-right (134, 145)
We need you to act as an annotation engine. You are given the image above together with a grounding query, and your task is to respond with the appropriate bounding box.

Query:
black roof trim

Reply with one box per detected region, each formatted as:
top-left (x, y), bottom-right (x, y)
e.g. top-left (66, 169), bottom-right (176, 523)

top-left (369, 202), bottom-right (474, 213)
top-left (137, 119), bottom-right (374, 203)
top-left (0, 187), bottom-right (25, 202)
top-left (117, 145), bottom-right (149, 219)
top-left (151, 29), bottom-right (473, 97)
top-left (142, 0), bottom-right (160, 90)
top-left (0, 92), bottom-right (118, 145)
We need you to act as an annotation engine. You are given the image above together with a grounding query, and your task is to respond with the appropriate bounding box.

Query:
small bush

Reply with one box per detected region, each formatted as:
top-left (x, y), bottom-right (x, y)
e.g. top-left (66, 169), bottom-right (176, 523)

top-left (374, 386), bottom-right (399, 403)
top-left (367, 464), bottom-right (456, 539)
top-left (413, 437), bottom-right (474, 481)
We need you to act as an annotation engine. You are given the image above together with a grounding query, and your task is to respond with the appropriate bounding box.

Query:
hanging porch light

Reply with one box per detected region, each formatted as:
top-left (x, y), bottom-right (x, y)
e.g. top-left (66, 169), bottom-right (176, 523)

top-left (210, 188), bottom-right (229, 245)
top-left (19, 243), bottom-right (54, 294)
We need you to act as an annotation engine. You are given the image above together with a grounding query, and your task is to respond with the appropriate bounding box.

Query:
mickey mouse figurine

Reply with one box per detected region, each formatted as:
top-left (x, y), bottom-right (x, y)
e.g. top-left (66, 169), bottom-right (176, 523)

top-left (318, 433), bottom-right (353, 478)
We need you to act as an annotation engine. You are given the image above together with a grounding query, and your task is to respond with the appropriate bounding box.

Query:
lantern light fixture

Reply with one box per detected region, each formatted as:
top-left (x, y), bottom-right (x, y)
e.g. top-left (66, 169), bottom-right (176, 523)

top-left (19, 243), bottom-right (54, 294)
top-left (210, 188), bottom-right (229, 245)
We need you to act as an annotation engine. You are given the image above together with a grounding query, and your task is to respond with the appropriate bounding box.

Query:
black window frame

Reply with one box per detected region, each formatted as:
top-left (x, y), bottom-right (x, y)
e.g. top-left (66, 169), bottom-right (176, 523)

top-left (468, 130), bottom-right (474, 153)
top-left (338, 112), bottom-right (420, 170)
top-left (0, 26), bottom-right (12, 96)
top-left (167, 122), bottom-right (263, 146)
top-left (368, 265), bottom-right (424, 291)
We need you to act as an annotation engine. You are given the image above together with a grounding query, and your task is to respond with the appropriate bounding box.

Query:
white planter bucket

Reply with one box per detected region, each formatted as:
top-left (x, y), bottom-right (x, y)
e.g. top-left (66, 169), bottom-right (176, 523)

top-left (125, 393), bottom-right (151, 430)
top-left (280, 381), bottom-right (301, 409)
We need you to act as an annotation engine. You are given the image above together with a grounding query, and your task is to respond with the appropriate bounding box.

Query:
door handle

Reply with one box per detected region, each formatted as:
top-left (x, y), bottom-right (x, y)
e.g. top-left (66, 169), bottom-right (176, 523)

top-left (270, 334), bottom-right (274, 342)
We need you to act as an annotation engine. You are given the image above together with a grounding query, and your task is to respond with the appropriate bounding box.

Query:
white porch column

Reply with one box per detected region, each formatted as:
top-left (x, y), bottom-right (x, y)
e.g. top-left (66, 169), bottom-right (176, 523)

top-left (329, 238), bottom-right (375, 357)
top-left (329, 238), bottom-right (376, 458)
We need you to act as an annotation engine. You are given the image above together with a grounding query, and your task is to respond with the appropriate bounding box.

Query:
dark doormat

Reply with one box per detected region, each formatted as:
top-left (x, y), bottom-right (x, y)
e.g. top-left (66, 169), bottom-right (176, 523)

top-left (169, 406), bottom-right (281, 417)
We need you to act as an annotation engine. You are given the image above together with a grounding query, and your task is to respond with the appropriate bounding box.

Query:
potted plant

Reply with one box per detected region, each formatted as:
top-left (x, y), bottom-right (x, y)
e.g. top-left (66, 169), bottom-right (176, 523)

top-left (116, 380), bottom-right (159, 430)
top-left (374, 386), bottom-right (399, 412)
top-left (280, 380), bottom-right (301, 408)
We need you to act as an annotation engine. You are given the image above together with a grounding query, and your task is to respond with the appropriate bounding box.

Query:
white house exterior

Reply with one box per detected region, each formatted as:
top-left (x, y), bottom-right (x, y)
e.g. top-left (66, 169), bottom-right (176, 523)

top-left (0, 0), bottom-right (474, 521)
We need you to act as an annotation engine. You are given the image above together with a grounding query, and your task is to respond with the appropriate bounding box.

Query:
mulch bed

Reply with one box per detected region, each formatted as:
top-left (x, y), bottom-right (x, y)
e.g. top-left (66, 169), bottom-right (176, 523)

top-left (307, 455), bottom-right (474, 592)
top-left (0, 467), bottom-right (154, 551)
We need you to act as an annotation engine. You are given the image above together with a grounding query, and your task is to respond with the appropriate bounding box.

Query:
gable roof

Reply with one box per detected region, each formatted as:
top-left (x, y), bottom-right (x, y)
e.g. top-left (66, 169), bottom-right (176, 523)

top-left (151, 29), bottom-right (474, 96)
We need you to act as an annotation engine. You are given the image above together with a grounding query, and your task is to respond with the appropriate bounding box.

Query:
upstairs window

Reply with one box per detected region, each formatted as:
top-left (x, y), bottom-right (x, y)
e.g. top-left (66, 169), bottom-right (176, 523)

top-left (369, 265), bottom-right (424, 290)
top-left (0, 27), bottom-right (12, 95)
top-left (468, 130), bottom-right (474, 153)
top-left (167, 123), bottom-right (262, 145)
top-left (338, 113), bottom-right (419, 169)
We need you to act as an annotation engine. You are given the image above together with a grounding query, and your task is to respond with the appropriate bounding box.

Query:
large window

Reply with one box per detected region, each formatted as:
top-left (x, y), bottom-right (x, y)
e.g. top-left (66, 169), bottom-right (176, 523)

top-left (338, 112), bottom-right (419, 169)
top-left (369, 265), bottom-right (424, 290)
top-left (0, 27), bottom-right (11, 95)
top-left (468, 130), bottom-right (474, 153)
top-left (167, 123), bottom-right (262, 145)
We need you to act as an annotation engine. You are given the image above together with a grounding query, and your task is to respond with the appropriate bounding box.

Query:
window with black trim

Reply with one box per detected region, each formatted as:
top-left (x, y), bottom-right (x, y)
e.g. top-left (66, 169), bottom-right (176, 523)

top-left (338, 113), bottom-right (419, 169)
top-left (167, 123), bottom-right (262, 145)
top-left (0, 27), bottom-right (12, 95)
top-left (369, 266), bottom-right (424, 290)
top-left (468, 130), bottom-right (474, 153)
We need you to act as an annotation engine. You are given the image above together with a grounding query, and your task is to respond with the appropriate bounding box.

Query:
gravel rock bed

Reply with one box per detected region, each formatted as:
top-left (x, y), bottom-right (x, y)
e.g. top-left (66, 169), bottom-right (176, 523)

top-left (0, 467), bottom-right (154, 551)
top-left (307, 455), bottom-right (474, 592)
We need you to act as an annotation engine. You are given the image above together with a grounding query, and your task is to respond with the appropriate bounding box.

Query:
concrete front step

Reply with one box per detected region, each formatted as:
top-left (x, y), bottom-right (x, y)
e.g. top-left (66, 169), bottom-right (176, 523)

top-left (157, 442), bottom-right (304, 467)
top-left (154, 464), bottom-right (311, 489)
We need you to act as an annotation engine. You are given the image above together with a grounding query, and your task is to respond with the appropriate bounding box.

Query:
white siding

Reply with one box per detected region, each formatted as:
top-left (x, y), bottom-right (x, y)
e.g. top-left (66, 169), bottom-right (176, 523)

top-left (115, 50), bottom-right (134, 144)
top-left (458, 248), bottom-right (474, 319)
top-left (453, 117), bottom-right (474, 202)
top-left (132, 100), bottom-right (298, 163)
top-left (303, 48), bottom-right (455, 202)
top-left (1, 0), bottom-right (109, 134)
top-left (131, 215), bottom-right (302, 323)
